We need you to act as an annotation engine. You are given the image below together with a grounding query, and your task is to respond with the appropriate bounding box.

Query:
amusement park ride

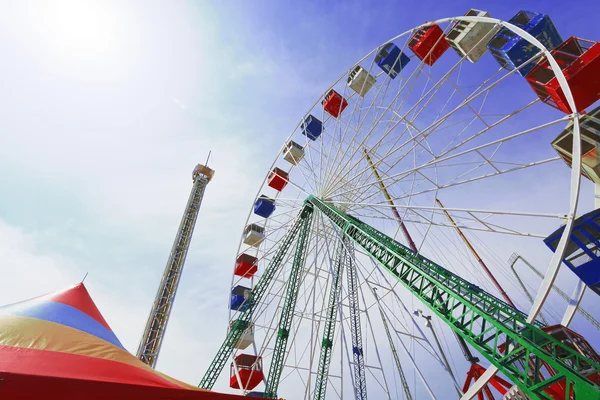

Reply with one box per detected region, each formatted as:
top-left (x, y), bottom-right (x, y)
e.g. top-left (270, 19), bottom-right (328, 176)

top-left (140, 7), bottom-right (600, 400)
top-left (137, 162), bottom-right (214, 368)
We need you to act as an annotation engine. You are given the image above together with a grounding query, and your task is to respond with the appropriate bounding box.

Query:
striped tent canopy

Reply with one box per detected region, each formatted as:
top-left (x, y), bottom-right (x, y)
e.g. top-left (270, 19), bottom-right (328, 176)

top-left (0, 283), bottom-right (241, 400)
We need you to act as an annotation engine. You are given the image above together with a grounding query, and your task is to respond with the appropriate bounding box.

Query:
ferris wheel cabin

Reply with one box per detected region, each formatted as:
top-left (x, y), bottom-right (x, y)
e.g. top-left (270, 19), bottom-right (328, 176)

top-left (544, 209), bottom-right (600, 296)
top-left (301, 115), bottom-right (323, 141)
top-left (551, 105), bottom-right (600, 184)
top-left (347, 65), bottom-right (376, 97)
top-left (546, 106), bottom-right (600, 295)
top-left (254, 195), bottom-right (276, 218)
top-left (230, 285), bottom-right (252, 312)
top-left (408, 25), bottom-right (450, 66)
top-left (234, 253), bottom-right (259, 278)
top-left (242, 224), bottom-right (265, 248)
top-left (283, 140), bottom-right (305, 165)
top-left (487, 11), bottom-right (563, 76)
top-left (526, 37), bottom-right (600, 114)
top-left (375, 42), bottom-right (410, 78)
top-left (445, 9), bottom-right (501, 63)
top-left (229, 320), bottom-right (254, 350)
top-left (229, 354), bottom-right (263, 390)
top-left (267, 167), bottom-right (289, 192)
top-left (322, 89), bottom-right (349, 118)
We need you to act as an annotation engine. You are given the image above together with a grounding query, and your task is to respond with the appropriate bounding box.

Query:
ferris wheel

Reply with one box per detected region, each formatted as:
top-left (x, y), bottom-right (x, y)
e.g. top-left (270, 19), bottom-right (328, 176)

top-left (202, 9), bottom-right (600, 400)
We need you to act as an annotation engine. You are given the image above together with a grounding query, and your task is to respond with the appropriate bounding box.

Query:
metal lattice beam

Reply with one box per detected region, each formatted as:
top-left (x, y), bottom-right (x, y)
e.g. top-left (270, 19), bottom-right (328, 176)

top-left (137, 168), bottom-right (212, 368)
top-left (265, 206), bottom-right (314, 398)
top-left (313, 238), bottom-right (346, 400)
top-left (307, 195), bottom-right (600, 400)
top-left (345, 238), bottom-right (368, 400)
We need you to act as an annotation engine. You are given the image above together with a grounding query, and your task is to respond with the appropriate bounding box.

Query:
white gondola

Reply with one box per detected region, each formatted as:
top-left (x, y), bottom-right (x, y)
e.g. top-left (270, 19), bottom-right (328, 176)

top-left (243, 223), bottom-right (265, 247)
top-left (446, 9), bottom-right (501, 63)
top-left (283, 140), bottom-right (305, 165)
top-left (551, 105), bottom-right (600, 183)
top-left (347, 65), bottom-right (376, 97)
top-left (230, 320), bottom-right (254, 350)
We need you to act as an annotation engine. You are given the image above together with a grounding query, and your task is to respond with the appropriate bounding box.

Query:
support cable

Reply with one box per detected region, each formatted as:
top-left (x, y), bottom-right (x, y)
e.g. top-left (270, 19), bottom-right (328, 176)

top-left (373, 288), bottom-right (413, 400)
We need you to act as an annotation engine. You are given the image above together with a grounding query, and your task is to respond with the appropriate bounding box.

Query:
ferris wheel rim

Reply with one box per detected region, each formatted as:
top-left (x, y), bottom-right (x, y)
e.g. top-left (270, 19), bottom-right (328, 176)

top-left (229, 12), bottom-right (582, 314)
top-left (223, 13), bottom-right (587, 397)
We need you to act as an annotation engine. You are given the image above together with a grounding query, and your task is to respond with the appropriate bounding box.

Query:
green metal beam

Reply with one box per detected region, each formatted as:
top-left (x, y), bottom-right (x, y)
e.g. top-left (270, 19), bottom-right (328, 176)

top-left (313, 238), bottom-right (346, 400)
top-left (307, 195), bottom-right (600, 400)
top-left (265, 204), bottom-right (314, 398)
top-left (345, 238), bottom-right (367, 399)
top-left (199, 204), bottom-right (314, 390)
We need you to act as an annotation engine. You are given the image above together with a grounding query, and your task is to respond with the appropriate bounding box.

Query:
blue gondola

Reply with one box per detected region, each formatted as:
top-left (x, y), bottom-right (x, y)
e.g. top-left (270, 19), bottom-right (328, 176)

top-left (487, 10), bottom-right (562, 76)
top-left (301, 115), bottom-right (323, 141)
top-left (375, 42), bottom-right (410, 79)
top-left (246, 392), bottom-right (267, 398)
top-left (544, 209), bottom-right (600, 296)
top-left (230, 285), bottom-right (252, 311)
top-left (254, 195), bottom-right (275, 218)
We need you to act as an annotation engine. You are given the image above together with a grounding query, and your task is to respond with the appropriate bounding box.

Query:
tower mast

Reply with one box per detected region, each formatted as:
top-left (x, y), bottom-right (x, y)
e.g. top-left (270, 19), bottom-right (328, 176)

top-left (137, 162), bottom-right (214, 368)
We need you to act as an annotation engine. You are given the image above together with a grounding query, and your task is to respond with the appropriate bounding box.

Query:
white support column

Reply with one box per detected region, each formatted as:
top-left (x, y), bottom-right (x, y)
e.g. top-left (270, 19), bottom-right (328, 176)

top-left (459, 366), bottom-right (499, 400)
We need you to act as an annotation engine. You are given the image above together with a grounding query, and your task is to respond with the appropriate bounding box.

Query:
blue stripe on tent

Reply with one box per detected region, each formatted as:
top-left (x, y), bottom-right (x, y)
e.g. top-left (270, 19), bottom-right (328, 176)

top-left (0, 301), bottom-right (124, 349)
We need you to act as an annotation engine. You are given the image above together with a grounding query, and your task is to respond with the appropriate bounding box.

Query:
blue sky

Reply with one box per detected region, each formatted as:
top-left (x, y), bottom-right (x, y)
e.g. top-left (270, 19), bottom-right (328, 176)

top-left (1, 0), bottom-right (600, 396)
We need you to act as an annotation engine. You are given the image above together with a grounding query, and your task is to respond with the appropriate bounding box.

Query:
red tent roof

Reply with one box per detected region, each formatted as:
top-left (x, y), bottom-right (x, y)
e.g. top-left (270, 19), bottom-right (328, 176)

top-left (0, 283), bottom-right (242, 400)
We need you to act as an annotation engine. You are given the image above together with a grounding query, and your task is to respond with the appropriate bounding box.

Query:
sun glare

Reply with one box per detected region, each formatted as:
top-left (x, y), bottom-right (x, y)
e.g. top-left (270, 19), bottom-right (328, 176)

top-left (37, 0), bottom-right (121, 67)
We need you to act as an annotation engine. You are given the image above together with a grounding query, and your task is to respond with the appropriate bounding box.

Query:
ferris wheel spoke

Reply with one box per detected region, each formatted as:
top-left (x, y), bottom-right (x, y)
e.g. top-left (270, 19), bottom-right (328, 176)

top-left (343, 65), bottom-right (514, 186)
top-left (321, 58), bottom-right (429, 196)
top-left (360, 51), bottom-right (491, 163)
top-left (336, 201), bottom-right (568, 220)
top-left (347, 203), bottom-right (550, 238)
top-left (319, 76), bottom-right (381, 192)
top-left (323, 53), bottom-right (391, 175)
top-left (390, 156), bottom-right (560, 201)
top-left (331, 115), bottom-right (568, 201)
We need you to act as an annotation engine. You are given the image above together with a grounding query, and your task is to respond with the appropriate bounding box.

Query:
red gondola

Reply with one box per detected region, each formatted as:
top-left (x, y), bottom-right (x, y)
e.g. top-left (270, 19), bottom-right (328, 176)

top-left (229, 354), bottom-right (263, 390)
top-left (322, 89), bottom-right (348, 118)
top-left (267, 167), bottom-right (289, 192)
top-left (526, 37), bottom-right (600, 114)
top-left (408, 25), bottom-right (450, 66)
top-left (234, 253), bottom-right (258, 278)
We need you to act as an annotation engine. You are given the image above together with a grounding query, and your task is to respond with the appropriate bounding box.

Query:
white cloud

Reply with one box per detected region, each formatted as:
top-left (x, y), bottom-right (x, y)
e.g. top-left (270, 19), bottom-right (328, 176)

top-left (0, 220), bottom-right (74, 304)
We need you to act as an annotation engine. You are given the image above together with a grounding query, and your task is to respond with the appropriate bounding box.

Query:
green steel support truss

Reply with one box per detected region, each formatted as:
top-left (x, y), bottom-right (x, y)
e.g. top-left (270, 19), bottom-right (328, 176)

top-left (313, 238), bottom-right (346, 400)
top-left (198, 204), bottom-right (314, 390)
top-left (307, 195), bottom-right (600, 400)
top-left (345, 238), bottom-right (367, 399)
top-left (264, 205), bottom-right (314, 398)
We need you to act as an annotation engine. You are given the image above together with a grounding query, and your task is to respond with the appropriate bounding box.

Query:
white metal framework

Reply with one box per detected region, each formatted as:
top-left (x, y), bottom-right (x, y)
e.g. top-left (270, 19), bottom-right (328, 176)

top-left (220, 13), bottom-right (599, 400)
